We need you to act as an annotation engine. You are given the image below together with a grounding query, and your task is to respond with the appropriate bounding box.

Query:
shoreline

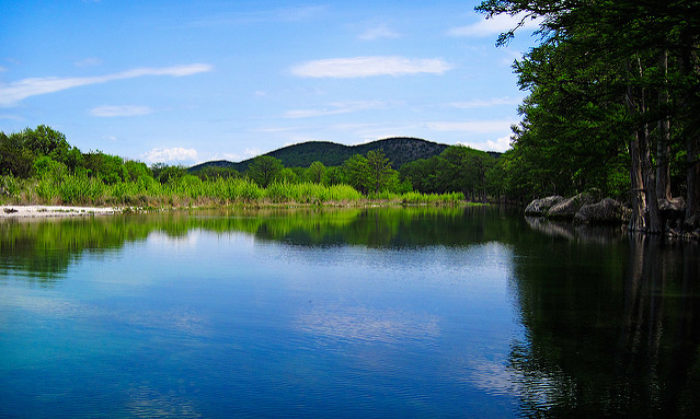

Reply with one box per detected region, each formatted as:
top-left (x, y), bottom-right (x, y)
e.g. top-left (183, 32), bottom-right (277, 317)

top-left (1, 201), bottom-right (485, 220)
top-left (1, 205), bottom-right (120, 219)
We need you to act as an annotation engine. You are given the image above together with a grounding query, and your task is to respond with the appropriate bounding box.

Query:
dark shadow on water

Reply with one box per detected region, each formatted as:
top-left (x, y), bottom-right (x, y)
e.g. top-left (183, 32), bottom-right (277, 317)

top-left (507, 223), bottom-right (700, 417)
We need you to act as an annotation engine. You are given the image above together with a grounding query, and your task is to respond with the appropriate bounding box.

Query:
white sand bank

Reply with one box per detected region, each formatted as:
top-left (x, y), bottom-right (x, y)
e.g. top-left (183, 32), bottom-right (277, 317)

top-left (0, 205), bottom-right (120, 219)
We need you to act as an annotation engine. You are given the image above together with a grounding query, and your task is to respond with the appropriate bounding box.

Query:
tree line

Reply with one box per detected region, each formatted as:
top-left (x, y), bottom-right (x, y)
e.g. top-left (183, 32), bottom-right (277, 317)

top-left (476, 0), bottom-right (700, 233)
top-left (1, 125), bottom-right (501, 201)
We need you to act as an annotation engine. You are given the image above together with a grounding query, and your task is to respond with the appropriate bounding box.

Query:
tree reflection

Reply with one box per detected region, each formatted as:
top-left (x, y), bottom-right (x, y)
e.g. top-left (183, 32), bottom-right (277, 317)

top-left (509, 227), bottom-right (700, 416)
top-left (0, 206), bottom-right (519, 280)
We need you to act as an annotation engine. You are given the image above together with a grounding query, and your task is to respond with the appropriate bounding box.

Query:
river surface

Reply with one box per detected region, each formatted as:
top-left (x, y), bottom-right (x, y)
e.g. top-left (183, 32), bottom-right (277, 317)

top-left (0, 207), bottom-right (698, 417)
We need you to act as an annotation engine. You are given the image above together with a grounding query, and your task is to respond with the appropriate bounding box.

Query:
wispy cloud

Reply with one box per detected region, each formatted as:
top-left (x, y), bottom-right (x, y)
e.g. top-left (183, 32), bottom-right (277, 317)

top-left (0, 63), bottom-right (213, 107)
top-left (291, 56), bottom-right (452, 78)
top-left (0, 113), bottom-right (23, 121)
top-left (188, 5), bottom-right (326, 27)
top-left (74, 57), bottom-right (102, 67)
top-left (448, 12), bottom-right (543, 37)
top-left (449, 97), bottom-right (522, 109)
top-left (252, 126), bottom-right (302, 133)
top-left (426, 119), bottom-right (516, 133)
top-left (143, 147), bottom-right (198, 164)
top-left (90, 105), bottom-right (153, 117)
top-left (0, 66), bottom-right (7, 72)
top-left (358, 25), bottom-right (400, 40)
top-left (284, 101), bottom-right (385, 118)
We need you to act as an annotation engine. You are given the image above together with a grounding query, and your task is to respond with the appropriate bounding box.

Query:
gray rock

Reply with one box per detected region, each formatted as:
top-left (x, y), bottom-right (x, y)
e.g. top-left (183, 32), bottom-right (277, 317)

top-left (524, 195), bottom-right (564, 216)
top-left (547, 192), bottom-right (597, 220)
top-left (574, 198), bottom-right (628, 224)
top-left (658, 196), bottom-right (686, 214)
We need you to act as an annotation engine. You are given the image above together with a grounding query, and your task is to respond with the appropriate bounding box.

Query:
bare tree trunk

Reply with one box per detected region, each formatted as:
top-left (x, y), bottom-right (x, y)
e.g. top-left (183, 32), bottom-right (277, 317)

top-left (641, 125), bottom-right (662, 233)
top-left (656, 50), bottom-right (672, 201)
top-left (629, 130), bottom-right (647, 231)
top-left (626, 59), bottom-right (647, 232)
top-left (637, 58), bottom-right (662, 233)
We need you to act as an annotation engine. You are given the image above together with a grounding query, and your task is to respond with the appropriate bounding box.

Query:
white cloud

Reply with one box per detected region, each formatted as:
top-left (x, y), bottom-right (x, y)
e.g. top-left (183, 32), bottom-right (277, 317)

top-left (291, 56), bottom-right (452, 78)
top-left (284, 100), bottom-right (385, 118)
top-left (74, 57), bottom-right (102, 67)
top-left (448, 12), bottom-right (544, 37)
top-left (0, 63), bottom-right (213, 107)
top-left (450, 97), bottom-right (522, 109)
top-left (426, 120), bottom-right (516, 133)
top-left (142, 147), bottom-right (198, 164)
top-left (358, 25), bottom-right (400, 40)
top-left (459, 135), bottom-right (512, 152)
top-left (90, 105), bottom-right (152, 117)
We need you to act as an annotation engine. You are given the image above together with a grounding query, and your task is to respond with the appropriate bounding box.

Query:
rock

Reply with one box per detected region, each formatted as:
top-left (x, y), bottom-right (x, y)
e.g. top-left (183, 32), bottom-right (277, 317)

top-left (524, 195), bottom-right (564, 216)
top-left (574, 198), bottom-right (628, 224)
top-left (658, 196), bottom-right (686, 216)
top-left (547, 192), bottom-right (597, 220)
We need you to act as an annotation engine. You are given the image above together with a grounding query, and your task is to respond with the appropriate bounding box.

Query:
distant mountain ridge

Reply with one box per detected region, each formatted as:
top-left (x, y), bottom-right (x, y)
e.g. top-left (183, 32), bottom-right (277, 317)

top-left (190, 137), bottom-right (452, 172)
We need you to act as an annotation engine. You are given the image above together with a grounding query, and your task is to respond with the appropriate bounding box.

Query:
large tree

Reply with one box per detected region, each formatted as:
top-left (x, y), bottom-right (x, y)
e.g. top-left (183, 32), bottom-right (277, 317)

top-left (247, 155), bottom-right (283, 188)
top-left (477, 0), bottom-right (700, 232)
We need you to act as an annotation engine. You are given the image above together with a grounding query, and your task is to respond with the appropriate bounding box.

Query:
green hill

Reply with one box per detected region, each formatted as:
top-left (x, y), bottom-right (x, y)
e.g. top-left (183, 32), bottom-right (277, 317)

top-left (189, 137), bottom-right (450, 172)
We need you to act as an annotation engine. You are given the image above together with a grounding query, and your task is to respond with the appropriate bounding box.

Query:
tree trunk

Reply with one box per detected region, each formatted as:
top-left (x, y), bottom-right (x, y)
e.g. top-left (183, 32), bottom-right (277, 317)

top-left (680, 44), bottom-right (700, 228)
top-left (641, 124), bottom-right (662, 233)
top-left (629, 130), bottom-right (646, 232)
top-left (656, 50), bottom-right (672, 201)
top-left (636, 57), bottom-right (662, 233)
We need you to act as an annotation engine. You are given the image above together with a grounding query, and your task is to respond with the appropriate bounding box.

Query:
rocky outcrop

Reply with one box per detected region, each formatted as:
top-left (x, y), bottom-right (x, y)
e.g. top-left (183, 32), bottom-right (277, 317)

top-left (524, 195), bottom-right (564, 216)
top-left (546, 192), bottom-right (597, 220)
top-left (574, 198), bottom-right (630, 224)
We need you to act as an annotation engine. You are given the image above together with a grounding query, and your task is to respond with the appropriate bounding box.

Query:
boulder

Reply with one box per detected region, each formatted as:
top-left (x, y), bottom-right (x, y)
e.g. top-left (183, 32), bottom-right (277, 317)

top-left (547, 192), bottom-right (597, 220)
top-left (574, 198), bottom-right (629, 224)
top-left (658, 196), bottom-right (686, 216)
top-left (524, 195), bottom-right (564, 216)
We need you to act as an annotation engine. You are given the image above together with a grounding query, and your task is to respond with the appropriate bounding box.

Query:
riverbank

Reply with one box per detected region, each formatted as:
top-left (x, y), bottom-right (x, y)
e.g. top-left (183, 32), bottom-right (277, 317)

top-left (1, 199), bottom-right (487, 220)
top-left (0, 205), bottom-right (120, 219)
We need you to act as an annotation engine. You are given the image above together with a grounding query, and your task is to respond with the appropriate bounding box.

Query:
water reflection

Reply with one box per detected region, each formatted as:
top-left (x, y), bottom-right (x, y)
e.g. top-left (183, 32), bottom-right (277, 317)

top-left (509, 224), bottom-right (700, 416)
top-left (1, 207), bottom-right (698, 416)
top-left (0, 206), bottom-right (516, 280)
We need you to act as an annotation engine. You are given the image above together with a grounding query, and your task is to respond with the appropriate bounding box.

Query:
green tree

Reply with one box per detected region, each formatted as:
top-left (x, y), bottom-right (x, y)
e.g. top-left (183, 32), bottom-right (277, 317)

top-left (307, 161), bottom-right (326, 184)
top-left (22, 125), bottom-right (70, 158)
top-left (477, 0), bottom-right (700, 231)
top-left (125, 160), bottom-right (153, 182)
top-left (366, 149), bottom-right (393, 194)
top-left (33, 156), bottom-right (67, 179)
top-left (342, 154), bottom-right (371, 194)
top-left (157, 165), bottom-right (186, 184)
top-left (277, 167), bottom-right (299, 183)
top-left (0, 132), bottom-right (35, 177)
top-left (322, 166), bottom-right (344, 186)
top-left (247, 155), bottom-right (283, 187)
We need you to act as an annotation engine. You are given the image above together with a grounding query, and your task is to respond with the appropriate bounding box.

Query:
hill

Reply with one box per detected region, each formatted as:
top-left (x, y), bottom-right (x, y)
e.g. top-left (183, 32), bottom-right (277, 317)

top-left (190, 137), bottom-right (450, 172)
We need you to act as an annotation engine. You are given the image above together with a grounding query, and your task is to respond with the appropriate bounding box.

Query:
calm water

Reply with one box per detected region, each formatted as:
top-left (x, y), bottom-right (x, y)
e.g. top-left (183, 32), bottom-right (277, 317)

top-left (0, 207), bottom-right (698, 417)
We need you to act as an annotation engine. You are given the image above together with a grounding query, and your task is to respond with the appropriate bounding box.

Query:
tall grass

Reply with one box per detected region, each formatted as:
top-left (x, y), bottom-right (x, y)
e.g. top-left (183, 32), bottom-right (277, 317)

top-left (0, 173), bottom-right (469, 208)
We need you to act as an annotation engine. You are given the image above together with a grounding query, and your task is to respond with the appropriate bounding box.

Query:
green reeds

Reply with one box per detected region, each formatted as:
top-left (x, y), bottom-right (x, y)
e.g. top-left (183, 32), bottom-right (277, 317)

top-left (0, 173), bottom-right (468, 208)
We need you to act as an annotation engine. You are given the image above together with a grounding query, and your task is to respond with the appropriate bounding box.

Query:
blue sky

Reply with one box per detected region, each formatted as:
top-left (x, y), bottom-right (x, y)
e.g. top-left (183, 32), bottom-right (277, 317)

top-left (0, 0), bottom-right (541, 165)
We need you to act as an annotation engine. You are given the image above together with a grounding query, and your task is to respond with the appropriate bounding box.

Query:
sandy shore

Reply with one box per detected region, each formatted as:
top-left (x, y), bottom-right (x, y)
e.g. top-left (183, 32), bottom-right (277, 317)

top-left (0, 205), bottom-right (120, 219)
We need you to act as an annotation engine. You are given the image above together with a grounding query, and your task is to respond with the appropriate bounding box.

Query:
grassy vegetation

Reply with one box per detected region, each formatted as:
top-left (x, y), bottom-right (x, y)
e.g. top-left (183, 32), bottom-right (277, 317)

top-left (0, 173), bottom-right (471, 208)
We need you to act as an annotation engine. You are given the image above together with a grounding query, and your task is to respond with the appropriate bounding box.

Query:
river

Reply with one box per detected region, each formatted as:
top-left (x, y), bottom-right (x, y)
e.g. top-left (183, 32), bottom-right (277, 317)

top-left (1, 207), bottom-right (698, 417)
